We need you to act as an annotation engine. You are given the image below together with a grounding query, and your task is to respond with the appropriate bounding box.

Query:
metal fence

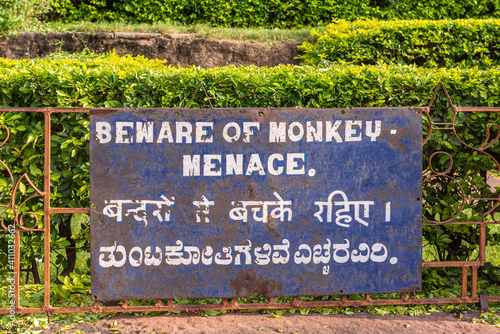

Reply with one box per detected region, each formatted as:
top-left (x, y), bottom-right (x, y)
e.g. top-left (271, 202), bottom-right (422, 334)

top-left (0, 83), bottom-right (499, 321)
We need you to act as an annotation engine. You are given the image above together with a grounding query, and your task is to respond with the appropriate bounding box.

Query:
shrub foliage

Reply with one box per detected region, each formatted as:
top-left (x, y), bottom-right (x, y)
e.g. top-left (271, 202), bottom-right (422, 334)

top-left (46, 0), bottom-right (500, 28)
top-left (0, 0), bottom-right (51, 33)
top-left (299, 19), bottom-right (500, 68)
top-left (1, 52), bottom-right (500, 283)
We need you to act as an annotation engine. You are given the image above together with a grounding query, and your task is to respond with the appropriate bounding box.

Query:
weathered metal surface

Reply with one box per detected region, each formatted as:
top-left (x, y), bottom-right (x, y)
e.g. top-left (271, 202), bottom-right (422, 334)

top-left (480, 294), bottom-right (490, 312)
top-left (0, 295), bottom-right (491, 315)
top-left (89, 107), bottom-right (423, 301)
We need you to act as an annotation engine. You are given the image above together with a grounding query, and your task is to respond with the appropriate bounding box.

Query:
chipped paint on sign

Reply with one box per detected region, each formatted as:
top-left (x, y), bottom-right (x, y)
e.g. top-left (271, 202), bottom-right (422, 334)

top-left (90, 107), bottom-right (422, 301)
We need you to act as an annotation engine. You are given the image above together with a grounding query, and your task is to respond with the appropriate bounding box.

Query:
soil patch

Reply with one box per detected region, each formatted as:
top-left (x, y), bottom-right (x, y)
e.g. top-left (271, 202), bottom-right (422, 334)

top-left (35, 311), bottom-right (500, 334)
top-left (0, 32), bottom-right (301, 68)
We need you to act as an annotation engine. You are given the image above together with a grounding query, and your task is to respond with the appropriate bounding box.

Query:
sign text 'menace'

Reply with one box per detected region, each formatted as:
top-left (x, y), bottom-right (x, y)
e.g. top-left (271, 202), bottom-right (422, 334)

top-left (90, 108), bottom-right (422, 301)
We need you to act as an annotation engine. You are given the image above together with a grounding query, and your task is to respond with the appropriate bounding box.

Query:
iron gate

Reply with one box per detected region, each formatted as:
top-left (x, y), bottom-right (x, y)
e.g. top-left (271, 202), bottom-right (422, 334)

top-left (0, 83), bottom-right (499, 320)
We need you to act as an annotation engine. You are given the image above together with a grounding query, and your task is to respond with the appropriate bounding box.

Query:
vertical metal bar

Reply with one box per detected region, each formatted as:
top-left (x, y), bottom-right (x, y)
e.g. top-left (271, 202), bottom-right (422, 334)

top-left (43, 110), bottom-right (51, 310)
top-left (471, 266), bottom-right (478, 298)
top-left (14, 229), bottom-right (20, 308)
top-left (461, 266), bottom-right (468, 298)
top-left (341, 295), bottom-right (347, 304)
top-left (479, 223), bottom-right (486, 264)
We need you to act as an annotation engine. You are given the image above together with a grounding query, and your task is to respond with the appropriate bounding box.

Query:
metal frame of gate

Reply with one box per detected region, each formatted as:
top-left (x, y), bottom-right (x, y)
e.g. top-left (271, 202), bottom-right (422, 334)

top-left (0, 83), bottom-right (499, 320)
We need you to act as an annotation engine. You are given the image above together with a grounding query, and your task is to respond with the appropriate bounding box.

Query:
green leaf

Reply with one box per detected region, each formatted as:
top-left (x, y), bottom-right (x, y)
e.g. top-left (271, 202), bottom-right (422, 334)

top-left (29, 163), bottom-right (42, 176)
top-left (18, 181), bottom-right (26, 195)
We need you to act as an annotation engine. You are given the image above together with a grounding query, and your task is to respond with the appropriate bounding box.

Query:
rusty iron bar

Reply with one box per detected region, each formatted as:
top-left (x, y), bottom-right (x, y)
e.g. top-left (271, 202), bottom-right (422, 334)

top-left (427, 82), bottom-right (455, 110)
top-left (1, 82), bottom-right (500, 315)
top-left (187, 82), bottom-right (214, 109)
top-left (471, 266), bottom-right (478, 298)
top-left (422, 261), bottom-right (480, 268)
top-left (0, 107), bottom-right (93, 113)
top-left (0, 296), bottom-right (489, 315)
top-left (14, 229), bottom-right (20, 308)
top-left (43, 109), bottom-right (51, 312)
top-left (465, 198), bottom-right (500, 201)
top-left (461, 266), bottom-right (468, 298)
top-left (480, 223), bottom-right (487, 263)
top-left (49, 208), bottom-right (90, 214)
top-left (423, 221), bottom-right (500, 226)
top-left (455, 107), bottom-right (500, 112)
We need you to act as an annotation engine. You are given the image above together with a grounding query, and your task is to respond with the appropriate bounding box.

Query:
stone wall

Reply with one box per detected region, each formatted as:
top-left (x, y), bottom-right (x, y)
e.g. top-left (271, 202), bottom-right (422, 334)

top-left (0, 32), bottom-right (301, 68)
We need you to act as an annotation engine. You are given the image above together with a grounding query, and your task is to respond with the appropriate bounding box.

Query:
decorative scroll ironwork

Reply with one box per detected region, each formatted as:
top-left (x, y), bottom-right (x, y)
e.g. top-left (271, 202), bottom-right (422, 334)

top-left (0, 125), bottom-right (44, 232)
top-left (422, 82), bottom-right (500, 226)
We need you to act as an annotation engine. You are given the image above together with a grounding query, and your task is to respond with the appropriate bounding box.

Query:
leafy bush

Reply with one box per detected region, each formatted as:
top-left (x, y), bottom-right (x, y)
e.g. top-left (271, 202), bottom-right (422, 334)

top-left (299, 19), bottom-right (500, 68)
top-left (0, 0), bottom-right (51, 34)
top-left (0, 1), bottom-right (20, 35)
top-left (1, 52), bottom-right (500, 282)
top-left (47, 0), bottom-right (378, 28)
top-left (45, 0), bottom-right (500, 28)
top-left (3, 51), bottom-right (500, 108)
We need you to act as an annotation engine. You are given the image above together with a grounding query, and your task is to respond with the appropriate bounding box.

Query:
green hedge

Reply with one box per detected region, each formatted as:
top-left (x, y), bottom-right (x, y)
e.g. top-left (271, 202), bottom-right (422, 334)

top-left (2, 51), bottom-right (500, 109)
top-left (299, 19), bottom-right (500, 68)
top-left (47, 0), bottom-right (500, 28)
top-left (1, 52), bottom-right (500, 280)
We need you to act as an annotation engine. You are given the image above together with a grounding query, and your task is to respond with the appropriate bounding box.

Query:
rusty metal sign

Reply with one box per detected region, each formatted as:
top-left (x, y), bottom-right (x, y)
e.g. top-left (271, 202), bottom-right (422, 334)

top-left (89, 107), bottom-right (422, 301)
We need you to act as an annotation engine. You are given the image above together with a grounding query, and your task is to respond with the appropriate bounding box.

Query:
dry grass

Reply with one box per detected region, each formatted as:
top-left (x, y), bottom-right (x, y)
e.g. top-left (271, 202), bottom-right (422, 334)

top-left (24, 20), bottom-right (322, 45)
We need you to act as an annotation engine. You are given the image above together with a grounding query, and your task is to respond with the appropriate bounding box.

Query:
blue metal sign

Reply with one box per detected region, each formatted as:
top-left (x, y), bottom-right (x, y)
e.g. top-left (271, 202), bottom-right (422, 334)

top-left (90, 107), bottom-right (422, 301)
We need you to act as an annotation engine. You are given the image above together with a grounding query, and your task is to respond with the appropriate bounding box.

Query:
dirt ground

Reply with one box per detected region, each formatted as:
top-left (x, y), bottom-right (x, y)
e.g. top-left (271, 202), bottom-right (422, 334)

top-left (35, 311), bottom-right (500, 334)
